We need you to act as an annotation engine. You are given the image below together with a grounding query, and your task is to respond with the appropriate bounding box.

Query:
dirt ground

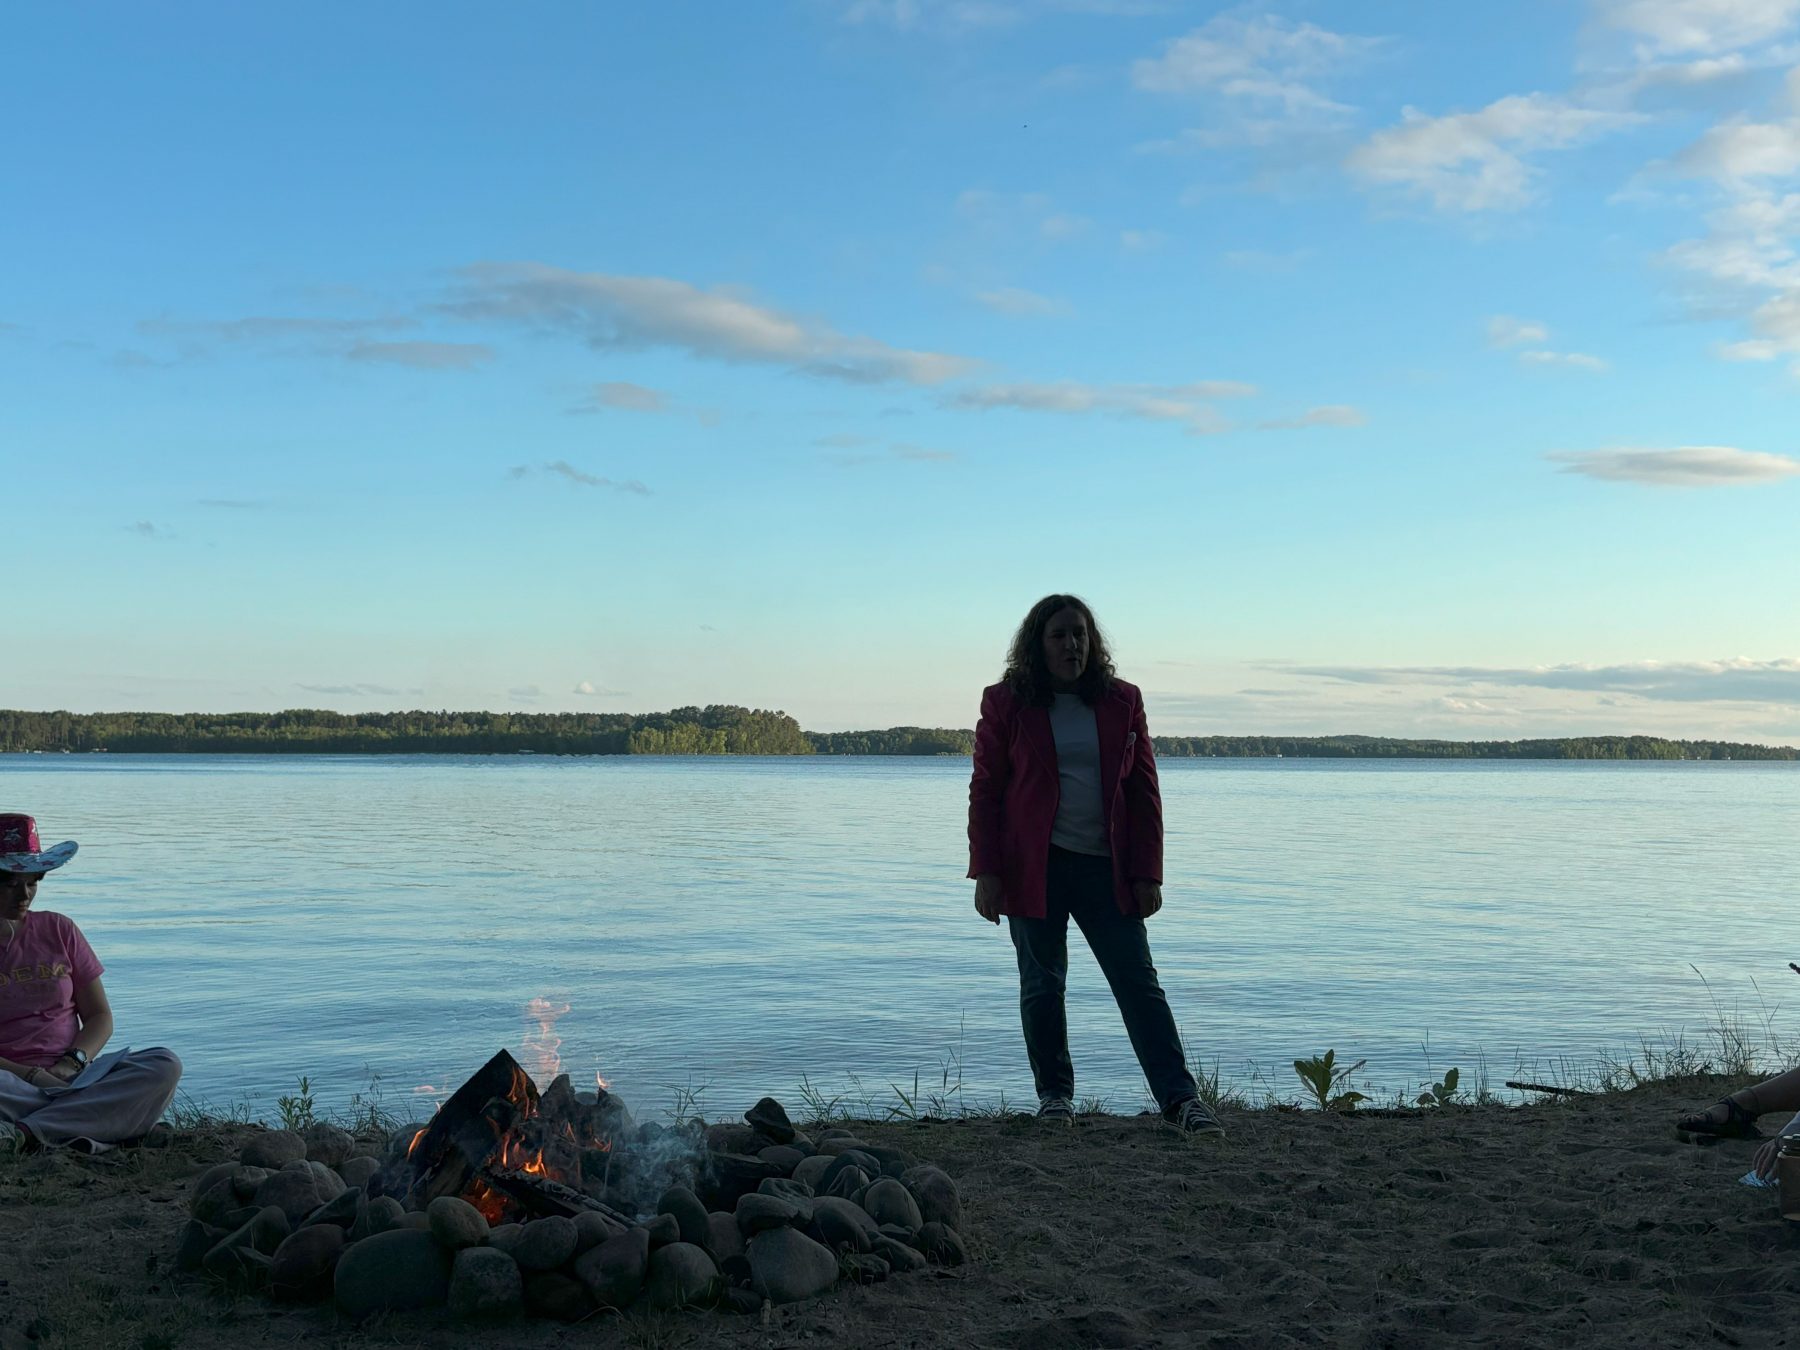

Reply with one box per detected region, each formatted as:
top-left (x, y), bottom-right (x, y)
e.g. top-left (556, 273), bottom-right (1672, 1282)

top-left (2, 1075), bottom-right (1797, 1350)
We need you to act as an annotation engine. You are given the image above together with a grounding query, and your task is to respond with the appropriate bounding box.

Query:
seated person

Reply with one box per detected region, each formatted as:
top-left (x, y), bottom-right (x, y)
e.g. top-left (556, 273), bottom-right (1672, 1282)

top-left (1677, 1062), bottom-right (1800, 1181)
top-left (0, 814), bottom-right (182, 1152)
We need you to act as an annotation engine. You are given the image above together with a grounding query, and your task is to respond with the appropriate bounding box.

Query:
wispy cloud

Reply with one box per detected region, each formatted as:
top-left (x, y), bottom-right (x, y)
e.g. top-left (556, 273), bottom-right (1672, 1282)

top-left (1285, 656), bottom-right (1800, 704)
top-left (138, 315), bottom-right (405, 347)
top-left (573, 680), bottom-right (629, 697)
top-left (1255, 404), bottom-right (1367, 430)
top-left (128, 521), bottom-right (174, 540)
top-left (346, 340), bottom-right (492, 370)
top-left (973, 286), bottom-right (1069, 316)
top-left (822, 440), bottom-right (958, 466)
top-left (576, 381), bottom-right (669, 413)
top-left (1348, 95), bottom-right (1644, 211)
top-left (951, 377), bottom-right (1256, 434)
top-left (197, 498), bottom-right (273, 510)
top-left (1132, 13), bottom-right (1380, 117)
top-left (840, 0), bottom-right (1170, 33)
top-left (296, 682), bottom-right (420, 697)
top-left (1520, 349), bottom-right (1611, 370)
top-left (1120, 228), bottom-right (1169, 253)
top-left (955, 190), bottom-right (1093, 243)
top-left (1549, 444), bottom-right (1800, 484)
top-left (1592, 0), bottom-right (1800, 59)
top-left (445, 262), bottom-right (976, 386)
top-left (1488, 314), bottom-right (1552, 346)
top-left (508, 461), bottom-right (652, 495)
top-left (507, 684), bottom-right (543, 703)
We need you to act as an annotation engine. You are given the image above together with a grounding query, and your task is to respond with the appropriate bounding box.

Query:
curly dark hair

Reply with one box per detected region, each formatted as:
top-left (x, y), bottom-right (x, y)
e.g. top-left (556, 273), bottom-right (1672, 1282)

top-left (1002, 593), bottom-right (1116, 707)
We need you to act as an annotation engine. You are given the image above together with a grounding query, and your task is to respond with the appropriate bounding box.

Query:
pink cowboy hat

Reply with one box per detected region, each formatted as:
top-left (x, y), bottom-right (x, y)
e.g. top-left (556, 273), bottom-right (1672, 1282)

top-left (0, 814), bottom-right (78, 873)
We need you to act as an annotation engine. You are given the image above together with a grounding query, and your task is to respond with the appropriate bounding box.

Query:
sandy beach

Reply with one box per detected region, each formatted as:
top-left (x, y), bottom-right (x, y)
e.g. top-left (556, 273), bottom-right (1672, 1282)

top-left (2, 1073), bottom-right (1796, 1349)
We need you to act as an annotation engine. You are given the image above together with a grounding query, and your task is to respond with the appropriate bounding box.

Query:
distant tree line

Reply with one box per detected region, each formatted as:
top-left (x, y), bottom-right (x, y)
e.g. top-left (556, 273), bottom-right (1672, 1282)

top-left (0, 710), bottom-right (1791, 760)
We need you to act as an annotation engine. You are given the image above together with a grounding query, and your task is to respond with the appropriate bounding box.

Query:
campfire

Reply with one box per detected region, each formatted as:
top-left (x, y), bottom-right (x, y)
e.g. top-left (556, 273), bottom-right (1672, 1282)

top-left (174, 1048), bottom-right (968, 1322)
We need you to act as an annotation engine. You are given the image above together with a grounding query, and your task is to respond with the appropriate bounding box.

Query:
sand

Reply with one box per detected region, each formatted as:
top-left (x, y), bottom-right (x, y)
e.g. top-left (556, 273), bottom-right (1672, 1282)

top-left (2, 1074), bottom-right (1796, 1349)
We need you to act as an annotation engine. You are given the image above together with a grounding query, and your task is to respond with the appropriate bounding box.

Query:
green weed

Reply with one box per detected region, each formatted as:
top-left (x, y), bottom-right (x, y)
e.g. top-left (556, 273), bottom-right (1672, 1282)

top-left (1293, 1049), bottom-right (1368, 1112)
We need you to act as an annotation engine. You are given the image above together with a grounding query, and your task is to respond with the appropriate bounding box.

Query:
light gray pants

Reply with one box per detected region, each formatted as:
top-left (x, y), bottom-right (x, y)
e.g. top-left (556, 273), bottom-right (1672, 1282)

top-left (0, 1048), bottom-right (183, 1149)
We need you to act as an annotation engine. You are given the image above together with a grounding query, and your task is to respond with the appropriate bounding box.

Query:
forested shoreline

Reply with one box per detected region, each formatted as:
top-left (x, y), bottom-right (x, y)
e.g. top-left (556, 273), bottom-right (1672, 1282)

top-left (0, 709), bottom-right (1792, 760)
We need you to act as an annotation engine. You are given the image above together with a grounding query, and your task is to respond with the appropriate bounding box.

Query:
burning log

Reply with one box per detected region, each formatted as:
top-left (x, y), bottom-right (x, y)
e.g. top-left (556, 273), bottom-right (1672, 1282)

top-left (481, 1167), bottom-right (634, 1228)
top-left (404, 1049), bottom-right (540, 1207)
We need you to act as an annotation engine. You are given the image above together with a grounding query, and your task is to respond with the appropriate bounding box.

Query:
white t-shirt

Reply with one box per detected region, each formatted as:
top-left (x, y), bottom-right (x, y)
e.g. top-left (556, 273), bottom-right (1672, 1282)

top-left (1048, 693), bottom-right (1110, 856)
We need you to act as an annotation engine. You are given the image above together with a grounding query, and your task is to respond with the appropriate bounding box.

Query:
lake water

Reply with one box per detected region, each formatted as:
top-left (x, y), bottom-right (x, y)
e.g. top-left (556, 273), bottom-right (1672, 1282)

top-left (3, 755), bottom-right (1795, 1122)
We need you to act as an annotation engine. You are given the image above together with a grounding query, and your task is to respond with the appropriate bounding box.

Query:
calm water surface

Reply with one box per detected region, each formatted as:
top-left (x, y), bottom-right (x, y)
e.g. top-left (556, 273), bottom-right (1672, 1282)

top-left (3, 755), bottom-right (1795, 1119)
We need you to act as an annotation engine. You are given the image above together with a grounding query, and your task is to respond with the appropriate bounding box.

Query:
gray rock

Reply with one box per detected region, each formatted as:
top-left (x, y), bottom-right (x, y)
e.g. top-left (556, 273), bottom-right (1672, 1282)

top-left (873, 1235), bottom-right (926, 1273)
top-left (643, 1241), bottom-right (719, 1310)
top-left (203, 1243), bottom-right (273, 1291)
top-left (735, 1193), bottom-right (800, 1236)
top-left (573, 1225), bottom-right (649, 1309)
top-left (401, 1211), bottom-right (433, 1232)
top-left (699, 1151), bottom-right (784, 1210)
top-left (337, 1156), bottom-right (380, 1189)
top-left (744, 1096), bottom-right (795, 1144)
top-left (487, 1222), bottom-right (522, 1254)
top-left (349, 1195), bottom-right (406, 1242)
top-left (917, 1221), bottom-right (967, 1267)
top-left (657, 1184), bottom-right (711, 1249)
top-left (510, 1215), bottom-right (579, 1271)
top-left (448, 1246), bottom-right (523, 1320)
top-left (240, 1130), bottom-right (307, 1170)
top-left (808, 1196), bottom-right (876, 1254)
top-left (705, 1122), bottom-right (765, 1154)
top-left (641, 1213), bottom-right (681, 1248)
top-left (746, 1226), bottom-right (840, 1305)
top-left (574, 1208), bottom-right (625, 1254)
top-left (823, 1164), bottom-right (871, 1201)
top-left (792, 1154), bottom-right (834, 1192)
top-left (254, 1166), bottom-right (345, 1227)
top-left (385, 1121), bottom-right (432, 1164)
top-left (843, 1252), bottom-right (889, 1284)
top-left (301, 1122), bottom-right (356, 1168)
top-left (816, 1128), bottom-right (858, 1143)
top-left (757, 1144), bottom-right (807, 1174)
top-left (858, 1143), bottom-right (917, 1176)
top-left (189, 1161), bottom-right (241, 1210)
top-left (878, 1223), bottom-right (917, 1246)
top-left (229, 1165), bottom-right (271, 1202)
top-left (301, 1187), bottom-right (362, 1230)
top-left (788, 1131), bottom-right (817, 1155)
top-left (816, 1137), bottom-right (871, 1156)
top-left (190, 1172), bottom-right (249, 1227)
top-left (174, 1219), bottom-right (227, 1272)
top-left (723, 1285), bottom-right (765, 1315)
top-left (706, 1211), bottom-right (745, 1262)
top-left (819, 1150), bottom-right (881, 1193)
top-left (524, 1270), bottom-right (593, 1322)
top-left (334, 1229), bottom-right (452, 1320)
top-left (861, 1178), bottom-right (923, 1234)
top-left (901, 1165), bottom-right (962, 1229)
top-left (758, 1177), bottom-right (816, 1222)
top-left (427, 1196), bottom-right (489, 1250)
top-left (210, 1204), bottom-right (291, 1263)
top-left (270, 1224), bottom-right (344, 1301)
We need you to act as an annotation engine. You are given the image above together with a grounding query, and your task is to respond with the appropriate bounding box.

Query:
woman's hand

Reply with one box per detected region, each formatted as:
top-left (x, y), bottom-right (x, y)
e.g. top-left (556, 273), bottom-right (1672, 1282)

top-left (1753, 1137), bottom-right (1780, 1180)
top-left (46, 1058), bottom-right (80, 1085)
top-left (24, 1067), bottom-right (61, 1091)
top-left (973, 875), bottom-right (1003, 925)
top-left (1133, 881), bottom-right (1164, 918)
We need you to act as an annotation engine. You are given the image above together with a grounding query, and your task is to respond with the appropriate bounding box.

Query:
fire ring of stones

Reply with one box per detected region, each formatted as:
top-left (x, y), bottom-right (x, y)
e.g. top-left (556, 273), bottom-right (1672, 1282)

top-left (172, 1051), bottom-right (966, 1321)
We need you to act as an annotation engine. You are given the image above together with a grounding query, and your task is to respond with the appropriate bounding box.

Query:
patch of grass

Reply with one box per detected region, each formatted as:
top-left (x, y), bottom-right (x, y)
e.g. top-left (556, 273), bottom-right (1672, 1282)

top-left (275, 1075), bottom-right (315, 1131)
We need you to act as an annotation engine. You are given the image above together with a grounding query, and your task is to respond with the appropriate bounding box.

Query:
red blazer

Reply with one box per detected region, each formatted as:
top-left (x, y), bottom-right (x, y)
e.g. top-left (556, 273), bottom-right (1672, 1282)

top-left (967, 678), bottom-right (1164, 919)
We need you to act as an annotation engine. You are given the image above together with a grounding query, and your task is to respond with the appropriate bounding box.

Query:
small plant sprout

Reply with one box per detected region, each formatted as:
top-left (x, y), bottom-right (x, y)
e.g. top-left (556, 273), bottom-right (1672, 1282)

top-left (1293, 1050), bottom-right (1368, 1112)
top-left (1417, 1066), bottom-right (1461, 1107)
top-left (276, 1075), bottom-right (316, 1131)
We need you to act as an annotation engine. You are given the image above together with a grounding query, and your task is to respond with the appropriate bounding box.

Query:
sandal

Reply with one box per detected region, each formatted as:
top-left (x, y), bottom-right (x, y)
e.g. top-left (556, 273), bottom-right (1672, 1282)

top-left (1675, 1094), bottom-right (1765, 1144)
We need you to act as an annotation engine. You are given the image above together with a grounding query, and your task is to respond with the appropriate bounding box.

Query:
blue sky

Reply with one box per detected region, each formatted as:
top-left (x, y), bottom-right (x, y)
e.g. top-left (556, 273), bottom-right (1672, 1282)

top-left (5, 0), bottom-right (1799, 740)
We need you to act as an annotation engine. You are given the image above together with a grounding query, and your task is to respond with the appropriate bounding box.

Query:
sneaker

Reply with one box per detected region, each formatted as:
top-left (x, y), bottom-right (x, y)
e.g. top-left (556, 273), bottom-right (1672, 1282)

top-left (1164, 1097), bottom-right (1225, 1137)
top-left (1036, 1096), bottom-right (1075, 1125)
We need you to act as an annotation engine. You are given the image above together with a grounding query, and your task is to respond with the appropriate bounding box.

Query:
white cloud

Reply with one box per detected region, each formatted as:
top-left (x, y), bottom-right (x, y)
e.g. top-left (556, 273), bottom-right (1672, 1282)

top-left (1594, 0), bottom-right (1800, 58)
top-left (1520, 349), bottom-right (1612, 370)
top-left (346, 340), bottom-right (492, 370)
top-left (1288, 655), bottom-right (1800, 704)
top-left (572, 680), bottom-right (629, 697)
top-left (509, 461), bottom-right (652, 495)
top-left (446, 262), bottom-right (976, 387)
top-left (1132, 13), bottom-right (1379, 111)
top-left (1348, 95), bottom-right (1644, 211)
top-left (1255, 404), bottom-right (1367, 430)
top-left (1672, 116), bottom-right (1800, 181)
top-left (1120, 228), bottom-right (1169, 252)
top-left (581, 381), bottom-right (668, 412)
top-left (1549, 444), bottom-right (1800, 484)
top-left (956, 190), bottom-right (1092, 244)
top-left (952, 377), bottom-right (1254, 433)
top-left (973, 287), bottom-right (1069, 316)
top-left (1488, 314), bottom-right (1553, 346)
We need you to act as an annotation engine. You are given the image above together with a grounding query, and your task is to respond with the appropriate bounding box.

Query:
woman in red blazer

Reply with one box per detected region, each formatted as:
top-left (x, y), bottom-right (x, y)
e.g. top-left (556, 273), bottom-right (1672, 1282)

top-left (969, 594), bottom-right (1222, 1135)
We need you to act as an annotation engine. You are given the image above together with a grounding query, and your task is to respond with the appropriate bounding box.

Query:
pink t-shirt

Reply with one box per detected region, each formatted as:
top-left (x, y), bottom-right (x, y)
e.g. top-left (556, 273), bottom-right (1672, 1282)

top-left (0, 911), bottom-right (104, 1068)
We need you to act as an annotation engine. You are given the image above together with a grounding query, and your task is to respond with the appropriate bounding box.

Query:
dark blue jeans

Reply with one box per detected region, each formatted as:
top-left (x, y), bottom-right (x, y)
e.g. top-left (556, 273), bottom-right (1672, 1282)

top-left (1008, 846), bottom-right (1198, 1112)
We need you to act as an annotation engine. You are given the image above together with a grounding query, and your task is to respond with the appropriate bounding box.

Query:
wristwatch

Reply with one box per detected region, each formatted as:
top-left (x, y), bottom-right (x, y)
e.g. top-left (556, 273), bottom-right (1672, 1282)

top-left (62, 1048), bottom-right (89, 1070)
